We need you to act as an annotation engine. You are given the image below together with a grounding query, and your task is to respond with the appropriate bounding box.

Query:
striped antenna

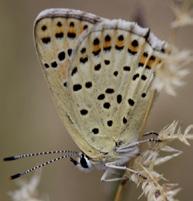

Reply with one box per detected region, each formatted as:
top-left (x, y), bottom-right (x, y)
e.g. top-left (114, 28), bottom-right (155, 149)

top-left (3, 150), bottom-right (78, 161)
top-left (3, 150), bottom-right (80, 180)
top-left (10, 155), bottom-right (76, 180)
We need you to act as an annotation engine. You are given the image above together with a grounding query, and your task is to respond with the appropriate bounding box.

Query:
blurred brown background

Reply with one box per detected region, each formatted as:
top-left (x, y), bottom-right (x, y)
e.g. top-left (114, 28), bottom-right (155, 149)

top-left (1, 0), bottom-right (193, 201)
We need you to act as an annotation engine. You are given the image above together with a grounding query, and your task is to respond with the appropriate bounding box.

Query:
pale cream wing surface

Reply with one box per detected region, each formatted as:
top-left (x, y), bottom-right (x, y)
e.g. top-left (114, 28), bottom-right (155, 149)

top-left (67, 20), bottom-right (166, 160)
top-left (34, 9), bottom-right (104, 158)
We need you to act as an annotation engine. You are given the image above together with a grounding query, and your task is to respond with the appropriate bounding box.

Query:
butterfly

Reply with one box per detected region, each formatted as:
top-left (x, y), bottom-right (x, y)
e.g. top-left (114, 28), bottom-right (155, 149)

top-left (4, 8), bottom-right (168, 181)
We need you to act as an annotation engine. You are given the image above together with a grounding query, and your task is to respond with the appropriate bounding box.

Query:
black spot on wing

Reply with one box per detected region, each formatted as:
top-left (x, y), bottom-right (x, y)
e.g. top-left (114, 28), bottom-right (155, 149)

top-left (128, 98), bottom-right (135, 106)
top-left (150, 55), bottom-right (156, 61)
top-left (131, 39), bottom-right (139, 47)
top-left (133, 73), bottom-right (140, 80)
top-left (143, 52), bottom-right (148, 57)
top-left (85, 81), bottom-right (92, 88)
top-left (138, 62), bottom-right (144, 67)
top-left (73, 84), bottom-right (82, 91)
top-left (51, 61), bottom-right (57, 68)
top-left (123, 66), bottom-right (130, 71)
top-left (94, 63), bottom-right (101, 71)
top-left (141, 93), bottom-right (146, 98)
top-left (42, 37), bottom-right (51, 44)
top-left (41, 25), bottom-right (47, 31)
top-left (83, 24), bottom-right (88, 30)
top-left (92, 128), bottom-right (99, 134)
top-left (113, 71), bottom-right (119, 77)
top-left (68, 49), bottom-right (72, 56)
top-left (141, 75), bottom-right (147, 80)
top-left (97, 94), bottom-right (105, 100)
top-left (105, 34), bottom-right (111, 41)
top-left (103, 46), bottom-right (112, 51)
top-left (67, 32), bottom-right (76, 38)
top-left (92, 49), bottom-right (101, 56)
top-left (69, 21), bottom-right (75, 27)
top-left (104, 60), bottom-right (110, 65)
top-left (128, 49), bottom-right (137, 55)
top-left (80, 109), bottom-right (88, 115)
top-left (55, 32), bottom-right (64, 39)
top-left (80, 57), bottom-right (88, 63)
top-left (103, 102), bottom-right (111, 109)
top-left (105, 88), bottom-right (114, 94)
top-left (118, 35), bottom-right (124, 41)
top-left (58, 51), bottom-right (65, 61)
top-left (44, 63), bottom-right (49, 68)
top-left (80, 47), bottom-right (86, 54)
top-left (57, 21), bottom-right (62, 27)
top-left (123, 117), bottom-right (127, 124)
top-left (115, 45), bottom-right (124, 50)
top-left (93, 38), bottom-right (100, 45)
top-left (63, 82), bottom-right (67, 87)
top-left (117, 94), bottom-right (122, 104)
top-left (71, 67), bottom-right (78, 76)
top-left (107, 120), bottom-right (113, 127)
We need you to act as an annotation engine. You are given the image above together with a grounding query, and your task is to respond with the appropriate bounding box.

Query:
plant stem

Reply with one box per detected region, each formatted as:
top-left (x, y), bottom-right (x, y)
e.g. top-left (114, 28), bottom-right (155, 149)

top-left (114, 179), bottom-right (127, 201)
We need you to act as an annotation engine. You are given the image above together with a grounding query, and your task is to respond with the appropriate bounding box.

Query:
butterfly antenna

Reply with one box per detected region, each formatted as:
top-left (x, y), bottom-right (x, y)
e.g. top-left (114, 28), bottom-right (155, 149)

top-left (3, 150), bottom-right (78, 161)
top-left (8, 153), bottom-right (79, 180)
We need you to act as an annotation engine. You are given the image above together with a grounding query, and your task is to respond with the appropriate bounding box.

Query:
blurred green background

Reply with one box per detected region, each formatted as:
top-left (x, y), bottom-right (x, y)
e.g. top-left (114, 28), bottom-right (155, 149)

top-left (1, 0), bottom-right (193, 201)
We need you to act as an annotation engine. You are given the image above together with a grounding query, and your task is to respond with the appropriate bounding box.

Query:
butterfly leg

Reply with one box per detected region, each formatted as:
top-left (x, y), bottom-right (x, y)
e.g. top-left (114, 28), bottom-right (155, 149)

top-left (100, 157), bottom-right (129, 182)
top-left (101, 166), bottom-right (127, 182)
top-left (116, 137), bottom-right (161, 154)
top-left (101, 160), bottom-right (146, 182)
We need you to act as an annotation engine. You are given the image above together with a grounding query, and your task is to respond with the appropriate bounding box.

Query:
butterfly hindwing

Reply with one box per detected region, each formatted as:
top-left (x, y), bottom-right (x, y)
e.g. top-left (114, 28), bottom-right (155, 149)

top-left (67, 20), bottom-right (165, 157)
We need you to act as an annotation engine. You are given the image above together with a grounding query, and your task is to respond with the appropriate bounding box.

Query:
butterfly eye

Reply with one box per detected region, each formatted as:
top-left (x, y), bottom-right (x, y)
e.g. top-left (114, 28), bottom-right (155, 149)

top-left (79, 154), bottom-right (92, 169)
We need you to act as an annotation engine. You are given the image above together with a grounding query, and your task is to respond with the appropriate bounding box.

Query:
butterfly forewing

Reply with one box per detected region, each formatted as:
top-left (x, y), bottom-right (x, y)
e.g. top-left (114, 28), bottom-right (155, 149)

top-left (34, 9), bottom-right (104, 159)
top-left (67, 20), bottom-right (165, 157)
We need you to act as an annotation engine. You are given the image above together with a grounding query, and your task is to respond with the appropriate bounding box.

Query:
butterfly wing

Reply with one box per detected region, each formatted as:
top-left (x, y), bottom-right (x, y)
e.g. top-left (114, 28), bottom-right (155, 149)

top-left (34, 9), bottom-right (104, 158)
top-left (67, 20), bottom-right (167, 160)
top-left (34, 9), bottom-right (168, 162)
